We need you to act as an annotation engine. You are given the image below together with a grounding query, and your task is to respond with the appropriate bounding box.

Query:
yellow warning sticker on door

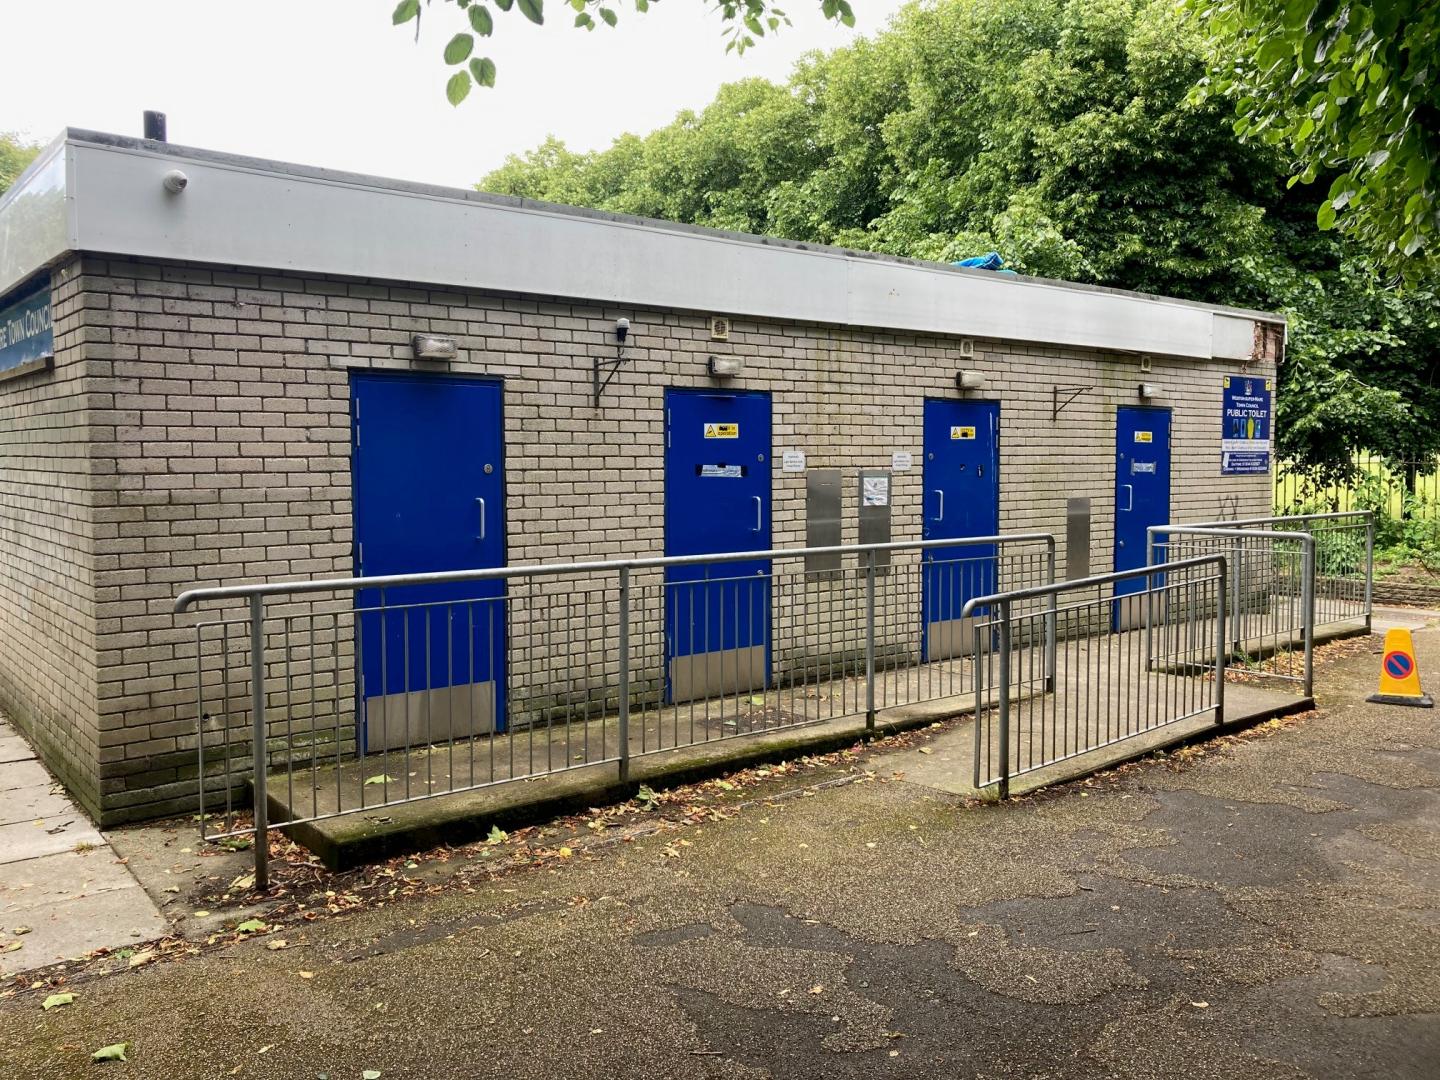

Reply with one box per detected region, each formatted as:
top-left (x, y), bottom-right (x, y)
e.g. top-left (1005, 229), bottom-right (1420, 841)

top-left (704, 423), bottom-right (739, 439)
top-left (1134, 431), bottom-right (1153, 443)
top-left (951, 426), bottom-right (976, 440)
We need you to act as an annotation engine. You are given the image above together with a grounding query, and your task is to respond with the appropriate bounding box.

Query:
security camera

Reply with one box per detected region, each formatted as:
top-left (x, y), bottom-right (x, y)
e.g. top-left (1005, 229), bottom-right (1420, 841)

top-left (162, 169), bottom-right (188, 195)
top-left (615, 317), bottom-right (630, 343)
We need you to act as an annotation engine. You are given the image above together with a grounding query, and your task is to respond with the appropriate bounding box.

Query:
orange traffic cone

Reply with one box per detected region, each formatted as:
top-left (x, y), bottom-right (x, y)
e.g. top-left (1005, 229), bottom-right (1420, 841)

top-left (1367, 628), bottom-right (1434, 707)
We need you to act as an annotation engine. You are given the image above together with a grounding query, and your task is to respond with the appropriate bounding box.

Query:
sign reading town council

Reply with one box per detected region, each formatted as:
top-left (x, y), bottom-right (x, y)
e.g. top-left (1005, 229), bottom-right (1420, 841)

top-left (0, 280), bottom-right (54, 380)
top-left (1221, 374), bottom-right (1272, 476)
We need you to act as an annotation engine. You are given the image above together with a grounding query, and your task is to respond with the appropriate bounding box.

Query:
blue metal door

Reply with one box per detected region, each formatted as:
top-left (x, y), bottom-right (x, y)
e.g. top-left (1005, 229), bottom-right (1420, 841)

top-left (1114, 406), bottom-right (1171, 620)
top-left (664, 390), bottom-right (772, 702)
top-left (922, 400), bottom-right (1000, 660)
top-left (351, 372), bottom-right (507, 750)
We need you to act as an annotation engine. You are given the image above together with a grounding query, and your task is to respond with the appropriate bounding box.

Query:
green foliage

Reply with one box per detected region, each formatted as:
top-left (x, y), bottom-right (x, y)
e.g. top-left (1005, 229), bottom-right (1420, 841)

top-left (481, 0), bottom-right (1438, 484)
top-left (393, 0), bottom-right (855, 99)
top-left (0, 132), bottom-right (41, 197)
top-left (1190, 0), bottom-right (1439, 284)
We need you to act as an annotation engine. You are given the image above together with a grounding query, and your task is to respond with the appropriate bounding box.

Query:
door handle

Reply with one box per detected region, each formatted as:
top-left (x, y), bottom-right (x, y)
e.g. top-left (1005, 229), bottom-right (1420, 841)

top-left (932, 489), bottom-right (944, 522)
top-left (752, 495), bottom-right (763, 533)
top-left (1121, 485), bottom-right (1134, 512)
top-left (476, 497), bottom-right (486, 542)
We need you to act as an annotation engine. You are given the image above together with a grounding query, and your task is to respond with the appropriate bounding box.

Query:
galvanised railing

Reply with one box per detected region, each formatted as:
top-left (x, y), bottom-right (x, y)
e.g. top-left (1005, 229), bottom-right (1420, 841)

top-left (1148, 526), bottom-right (1318, 694)
top-left (964, 556), bottom-right (1230, 798)
top-left (175, 532), bottom-right (1057, 888)
top-left (1194, 511), bottom-right (1372, 636)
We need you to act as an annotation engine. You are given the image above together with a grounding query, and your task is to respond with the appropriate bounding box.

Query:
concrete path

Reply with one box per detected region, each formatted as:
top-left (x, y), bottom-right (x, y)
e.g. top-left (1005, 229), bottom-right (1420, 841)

top-left (2, 626), bottom-right (1437, 1077)
top-left (0, 716), bottom-right (165, 975)
top-left (1372, 603), bottom-right (1440, 634)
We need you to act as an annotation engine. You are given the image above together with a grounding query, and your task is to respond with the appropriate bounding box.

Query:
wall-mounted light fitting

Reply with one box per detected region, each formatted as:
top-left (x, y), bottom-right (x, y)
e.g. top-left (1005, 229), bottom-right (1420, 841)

top-left (1137, 382), bottom-right (1158, 401)
top-left (412, 334), bottom-right (458, 361)
top-left (596, 318), bottom-right (634, 406)
top-left (708, 355), bottom-right (744, 378)
top-left (956, 370), bottom-right (986, 391)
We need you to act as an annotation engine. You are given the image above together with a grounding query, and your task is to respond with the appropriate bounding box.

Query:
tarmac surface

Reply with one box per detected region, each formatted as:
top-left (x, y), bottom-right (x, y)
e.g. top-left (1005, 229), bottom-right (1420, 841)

top-left (1, 625), bottom-right (1437, 1078)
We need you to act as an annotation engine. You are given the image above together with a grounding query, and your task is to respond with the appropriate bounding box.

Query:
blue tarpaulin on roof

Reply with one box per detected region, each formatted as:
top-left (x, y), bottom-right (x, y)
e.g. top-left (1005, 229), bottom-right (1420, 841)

top-left (952, 251), bottom-right (1019, 275)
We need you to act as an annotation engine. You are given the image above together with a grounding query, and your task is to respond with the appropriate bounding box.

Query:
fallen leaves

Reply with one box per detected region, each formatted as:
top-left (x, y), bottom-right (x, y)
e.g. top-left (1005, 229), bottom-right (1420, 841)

top-left (363, 775), bottom-right (396, 787)
top-left (42, 992), bottom-right (75, 1010)
top-left (91, 1042), bottom-right (129, 1062)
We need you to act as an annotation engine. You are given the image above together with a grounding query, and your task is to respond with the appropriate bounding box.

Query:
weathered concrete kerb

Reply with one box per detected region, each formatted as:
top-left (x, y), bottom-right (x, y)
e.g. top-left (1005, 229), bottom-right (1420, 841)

top-left (1, 632), bottom-right (1437, 1078)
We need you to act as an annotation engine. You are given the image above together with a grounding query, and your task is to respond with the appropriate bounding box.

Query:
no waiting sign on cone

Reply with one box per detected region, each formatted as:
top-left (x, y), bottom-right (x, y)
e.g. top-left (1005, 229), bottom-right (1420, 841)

top-left (1367, 628), bottom-right (1434, 708)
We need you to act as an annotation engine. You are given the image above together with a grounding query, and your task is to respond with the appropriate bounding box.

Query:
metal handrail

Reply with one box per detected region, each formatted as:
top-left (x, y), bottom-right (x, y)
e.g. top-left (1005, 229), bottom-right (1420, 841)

top-left (1181, 510), bottom-right (1371, 529)
top-left (175, 532), bottom-right (1057, 612)
top-left (179, 529), bottom-right (1058, 890)
top-left (1175, 511), bottom-right (1374, 633)
top-left (957, 554), bottom-right (1225, 618)
top-left (1147, 525), bottom-right (1316, 695)
top-left (960, 554), bottom-right (1230, 798)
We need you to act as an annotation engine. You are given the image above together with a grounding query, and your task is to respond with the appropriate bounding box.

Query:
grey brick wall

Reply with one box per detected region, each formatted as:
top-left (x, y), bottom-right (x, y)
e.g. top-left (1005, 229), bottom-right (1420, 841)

top-left (0, 258), bottom-right (102, 817)
top-left (31, 255), bottom-right (1275, 822)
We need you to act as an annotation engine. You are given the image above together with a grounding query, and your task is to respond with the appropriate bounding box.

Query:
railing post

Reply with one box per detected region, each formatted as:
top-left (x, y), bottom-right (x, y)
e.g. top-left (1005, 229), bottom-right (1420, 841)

top-left (1044, 538), bottom-right (1057, 692)
top-left (971, 620), bottom-right (984, 790)
top-left (1230, 534), bottom-right (1243, 654)
top-left (1143, 529), bottom-right (1156, 671)
top-left (864, 548), bottom-right (877, 734)
top-left (1363, 512), bottom-right (1374, 632)
top-left (1215, 556), bottom-right (1227, 725)
top-left (996, 597), bottom-right (1012, 800)
top-left (1301, 537), bottom-right (1315, 697)
top-left (248, 594), bottom-right (269, 894)
top-left (617, 566), bottom-right (631, 785)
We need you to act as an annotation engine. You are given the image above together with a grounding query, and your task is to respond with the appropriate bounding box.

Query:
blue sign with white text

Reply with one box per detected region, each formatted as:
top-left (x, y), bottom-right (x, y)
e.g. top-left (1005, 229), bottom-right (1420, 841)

top-left (1221, 374), bottom-right (1272, 476)
top-left (0, 280), bottom-right (54, 378)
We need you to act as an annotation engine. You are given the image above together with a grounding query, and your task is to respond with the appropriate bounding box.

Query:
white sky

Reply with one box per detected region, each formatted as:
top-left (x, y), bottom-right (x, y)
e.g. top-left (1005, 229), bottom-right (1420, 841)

top-left (0, 0), bottom-right (907, 189)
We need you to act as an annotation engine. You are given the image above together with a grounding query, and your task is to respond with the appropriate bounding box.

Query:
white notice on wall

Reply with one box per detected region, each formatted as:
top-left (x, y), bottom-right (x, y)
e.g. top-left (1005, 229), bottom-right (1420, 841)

top-left (862, 475), bottom-right (891, 507)
top-left (782, 450), bottom-right (806, 473)
top-left (891, 451), bottom-right (913, 471)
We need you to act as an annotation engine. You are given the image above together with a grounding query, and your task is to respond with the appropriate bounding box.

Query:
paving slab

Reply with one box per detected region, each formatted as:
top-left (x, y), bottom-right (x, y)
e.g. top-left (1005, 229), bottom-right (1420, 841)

top-left (0, 735), bottom-right (37, 765)
top-left (0, 783), bottom-right (78, 828)
top-left (0, 759), bottom-right (54, 794)
top-left (0, 816), bottom-right (102, 865)
top-left (0, 847), bottom-right (146, 915)
top-left (0, 716), bottom-right (167, 975)
top-left (0, 886), bottom-right (166, 971)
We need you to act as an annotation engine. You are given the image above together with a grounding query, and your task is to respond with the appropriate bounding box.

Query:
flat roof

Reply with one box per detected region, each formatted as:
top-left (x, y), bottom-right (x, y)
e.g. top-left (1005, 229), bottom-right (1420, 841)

top-left (0, 129), bottom-right (1282, 361)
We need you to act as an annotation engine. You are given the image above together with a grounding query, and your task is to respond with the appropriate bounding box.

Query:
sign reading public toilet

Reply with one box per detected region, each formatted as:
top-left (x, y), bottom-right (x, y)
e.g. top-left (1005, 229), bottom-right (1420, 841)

top-left (1221, 375), bottom-right (1273, 476)
top-left (0, 280), bottom-right (54, 380)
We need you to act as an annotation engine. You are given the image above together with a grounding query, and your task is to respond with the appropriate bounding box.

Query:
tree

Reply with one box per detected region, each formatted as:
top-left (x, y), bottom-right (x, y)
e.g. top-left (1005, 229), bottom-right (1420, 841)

top-left (0, 133), bottom-right (40, 197)
top-left (1189, 0), bottom-right (1439, 283)
top-left (389, 0), bottom-right (856, 103)
top-left (480, 0), bottom-right (1438, 483)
